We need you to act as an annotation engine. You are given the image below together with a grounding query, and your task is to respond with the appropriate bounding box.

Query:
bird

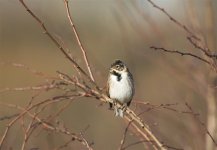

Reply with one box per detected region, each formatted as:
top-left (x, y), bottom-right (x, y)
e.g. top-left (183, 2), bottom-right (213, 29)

top-left (106, 59), bottom-right (134, 117)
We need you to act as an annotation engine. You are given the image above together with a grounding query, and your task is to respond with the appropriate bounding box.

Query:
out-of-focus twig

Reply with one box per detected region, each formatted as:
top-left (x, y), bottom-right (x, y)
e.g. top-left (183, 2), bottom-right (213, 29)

top-left (147, 0), bottom-right (217, 72)
top-left (147, 0), bottom-right (199, 40)
top-left (121, 140), bottom-right (153, 150)
top-left (0, 113), bottom-right (19, 121)
top-left (0, 62), bottom-right (55, 79)
top-left (0, 82), bottom-right (57, 93)
top-left (124, 116), bottom-right (159, 150)
top-left (119, 120), bottom-right (133, 150)
top-left (0, 94), bottom-right (92, 150)
top-left (187, 36), bottom-right (217, 59)
top-left (185, 102), bottom-right (217, 146)
top-left (150, 46), bottom-right (211, 65)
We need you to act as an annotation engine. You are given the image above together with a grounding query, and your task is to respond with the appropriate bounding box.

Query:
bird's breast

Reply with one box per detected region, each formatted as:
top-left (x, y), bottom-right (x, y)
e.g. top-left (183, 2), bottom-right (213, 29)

top-left (109, 73), bottom-right (133, 104)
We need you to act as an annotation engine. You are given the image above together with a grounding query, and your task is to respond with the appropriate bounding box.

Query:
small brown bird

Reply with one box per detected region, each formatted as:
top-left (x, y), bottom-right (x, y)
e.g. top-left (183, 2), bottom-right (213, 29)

top-left (107, 60), bottom-right (134, 117)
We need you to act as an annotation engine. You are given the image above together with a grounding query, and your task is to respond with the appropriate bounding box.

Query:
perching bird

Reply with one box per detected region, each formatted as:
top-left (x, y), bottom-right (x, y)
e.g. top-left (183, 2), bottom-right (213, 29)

top-left (107, 60), bottom-right (134, 117)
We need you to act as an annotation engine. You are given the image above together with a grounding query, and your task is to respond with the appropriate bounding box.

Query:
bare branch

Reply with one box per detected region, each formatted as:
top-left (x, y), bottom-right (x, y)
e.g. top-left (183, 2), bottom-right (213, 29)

top-left (0, 113), bottom-right (19, 121)
top-left (147, 0), bottom-right (199, 40)
top-left (187, 36), bottom-right (217, 59)
top-left (0, 83), bottom-right (57, 93)
top-left (185, 102), bottom-right (217, 146)
top-left (150, 46), bottom-right (211, 65)
top-left (0, 62), bottom-right (55, 79)
top-left (119, 120), bottom-right (133, 150)
top-left (0, 95), bottom-right (90, 149)
top-left (18, 0), bottom-right (99, 91)
top-left (63, 0), bottom-right (95, 82)
top-left (122, 140), bottom-right (154, 150)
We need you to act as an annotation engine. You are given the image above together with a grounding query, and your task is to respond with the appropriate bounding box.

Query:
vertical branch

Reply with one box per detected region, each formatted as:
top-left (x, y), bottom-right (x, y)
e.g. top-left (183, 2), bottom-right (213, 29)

top-left (63, 0), bottom-right (95, 82)
top-left (18, 0), bottom-right (99, 90)
top-left (205, 86), bottom-right (217, 150)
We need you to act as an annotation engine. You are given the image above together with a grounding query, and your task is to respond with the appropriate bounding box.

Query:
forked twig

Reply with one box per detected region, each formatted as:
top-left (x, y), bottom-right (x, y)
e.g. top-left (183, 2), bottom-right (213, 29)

top-left (18, 0), bottom-right (99, 91)
top-left (187, 36), bottom-right (217, 59)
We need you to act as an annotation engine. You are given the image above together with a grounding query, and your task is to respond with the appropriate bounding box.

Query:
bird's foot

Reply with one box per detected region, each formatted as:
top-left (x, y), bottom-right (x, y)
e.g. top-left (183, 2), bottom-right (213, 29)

top-left (121, 103), bottom-right (127, 112)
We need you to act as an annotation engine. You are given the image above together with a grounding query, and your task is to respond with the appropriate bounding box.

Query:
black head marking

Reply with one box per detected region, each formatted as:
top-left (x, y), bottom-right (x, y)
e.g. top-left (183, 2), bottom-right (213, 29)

top-left (111, 70), bottom-right (122, 81)
top-left (111, 59), bottom-right (123, 67)
top-left (111, 59), bottom-right (125, 71)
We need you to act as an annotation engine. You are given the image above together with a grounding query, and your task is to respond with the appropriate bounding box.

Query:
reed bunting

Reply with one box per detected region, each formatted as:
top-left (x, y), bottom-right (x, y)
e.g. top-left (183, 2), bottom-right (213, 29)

top-left (107, 60), bottom-right (134, 117)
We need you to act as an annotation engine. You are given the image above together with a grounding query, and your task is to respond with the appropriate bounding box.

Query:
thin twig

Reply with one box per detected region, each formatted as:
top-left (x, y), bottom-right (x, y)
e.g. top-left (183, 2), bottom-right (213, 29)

top-left (150, 46), bottom-right (211, 65)
top-left (0, 62), bottom-right (54, 79)
top-left (55, 137), bottom-right (75, 150)
top-left (0, 113), bottom-right (19, 121)
top-left (187, 36), bottom-right (217, 59)
top-left (0, 95), bottom-right (91, 149)
top-left (119, 120), bottom-right (133, 150)
top-left (185, 102), bottom-right (217, 146)
top-left (79, 125), bottom-right (93, 150)
top-left (0, 83), bottom-right (57, 93)
top-left (122, 140), bottom-right (154, 150)
top-left (17, 1), bottom-right (167, 149)
top-left (124, 116), bottom-right (160, 150)
top-left (18, 0), bottom-right (99, 91)
top-left (63, 0), bottom-right (95, 82)
top-left (147, 0), bottom-right (199, 40)
top-left (57, 71), bottom-right (165, 149)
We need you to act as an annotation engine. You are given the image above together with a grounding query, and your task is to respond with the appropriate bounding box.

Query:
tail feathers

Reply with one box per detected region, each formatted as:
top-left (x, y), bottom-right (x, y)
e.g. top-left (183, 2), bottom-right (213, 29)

top-left (109, 102), bottom-right (113, 109)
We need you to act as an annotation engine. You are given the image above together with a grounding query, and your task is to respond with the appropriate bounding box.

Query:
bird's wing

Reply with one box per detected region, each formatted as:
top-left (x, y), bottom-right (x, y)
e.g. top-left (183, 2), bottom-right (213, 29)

top-left (106, 76), bottom-right (113, 109)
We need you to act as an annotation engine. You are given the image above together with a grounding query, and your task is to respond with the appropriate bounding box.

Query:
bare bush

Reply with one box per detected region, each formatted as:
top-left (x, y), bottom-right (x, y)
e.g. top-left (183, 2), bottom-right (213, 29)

top-left (0, 0), bottom-right (216, 150)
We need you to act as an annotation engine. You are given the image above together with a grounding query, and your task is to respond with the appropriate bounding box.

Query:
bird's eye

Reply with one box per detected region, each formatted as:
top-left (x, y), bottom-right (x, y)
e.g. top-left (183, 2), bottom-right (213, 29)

top-left (116, 65), bottom-right (119, 69)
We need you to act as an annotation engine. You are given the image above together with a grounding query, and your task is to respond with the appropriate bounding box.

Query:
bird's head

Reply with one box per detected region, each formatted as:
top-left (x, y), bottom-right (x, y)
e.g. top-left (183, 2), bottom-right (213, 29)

top-left (110, 59), bottom-right (127, 74)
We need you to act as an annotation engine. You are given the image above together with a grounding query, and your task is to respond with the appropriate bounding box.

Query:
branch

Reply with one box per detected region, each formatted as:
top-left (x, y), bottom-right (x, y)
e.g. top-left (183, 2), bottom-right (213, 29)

top-left (122, 140), bottom-right (154, 150)
top-left (63, 0), bottom-right (95, 82)
top-left (119, 120), bottom-right (132, 150)
top-left (18, 0), bottom-right (99, 91)
top-left (187, 36), bottom-right (217, 59)
top-left (185, 102), bottom-right (217, 146)
top-left (17, 0), bottom-right (166, 149)
top-left (59, 72), bottom-right (166, 149)
top-left (0, 94), bottom-right (91, 150)
top-left (150, 46), bottom-right (211, 65)
top-left (0, 113), bottom-right (19, 121)
top-left (0, 62), bottom-right (53, 79)
top-left (147, 0), bottom-right (199, 40)
top-left (0, 83), bottom-right (57, 93)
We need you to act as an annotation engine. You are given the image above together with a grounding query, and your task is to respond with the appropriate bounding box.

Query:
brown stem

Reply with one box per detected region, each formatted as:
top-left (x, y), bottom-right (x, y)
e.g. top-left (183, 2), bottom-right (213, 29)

top-left (63, 0), bottom-right (95, 82)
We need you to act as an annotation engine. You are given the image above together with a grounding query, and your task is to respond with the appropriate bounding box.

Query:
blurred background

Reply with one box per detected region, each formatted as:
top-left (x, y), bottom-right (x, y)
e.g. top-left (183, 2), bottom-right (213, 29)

top-left (0, 0), bottom-right (217, 149)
